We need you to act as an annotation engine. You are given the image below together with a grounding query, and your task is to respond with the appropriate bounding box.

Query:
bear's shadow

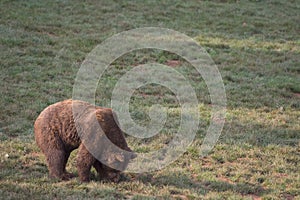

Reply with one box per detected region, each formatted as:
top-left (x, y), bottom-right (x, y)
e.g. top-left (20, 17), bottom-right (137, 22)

top-left (133, 172), bottom-right (270, 196)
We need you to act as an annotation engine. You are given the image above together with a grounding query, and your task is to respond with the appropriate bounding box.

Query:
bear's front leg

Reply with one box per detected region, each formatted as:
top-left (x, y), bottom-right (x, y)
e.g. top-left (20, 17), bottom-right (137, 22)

top-left (77, 144), bottom-right (95, 182)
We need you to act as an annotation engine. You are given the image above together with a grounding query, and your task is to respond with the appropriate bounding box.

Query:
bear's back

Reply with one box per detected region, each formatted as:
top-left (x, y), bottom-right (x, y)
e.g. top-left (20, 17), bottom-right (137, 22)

top-left (34, 99), bottom-right (130, 153)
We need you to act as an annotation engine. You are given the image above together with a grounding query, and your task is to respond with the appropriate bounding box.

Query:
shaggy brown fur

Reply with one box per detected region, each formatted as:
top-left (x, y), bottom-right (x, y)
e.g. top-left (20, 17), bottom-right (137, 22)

top-left (34, 99), bottom-right (134, 182)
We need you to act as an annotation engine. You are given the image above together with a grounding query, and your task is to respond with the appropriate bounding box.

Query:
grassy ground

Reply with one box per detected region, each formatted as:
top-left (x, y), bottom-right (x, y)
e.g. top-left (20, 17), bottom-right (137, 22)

top-left (0, 0), bottom-right (299, 199)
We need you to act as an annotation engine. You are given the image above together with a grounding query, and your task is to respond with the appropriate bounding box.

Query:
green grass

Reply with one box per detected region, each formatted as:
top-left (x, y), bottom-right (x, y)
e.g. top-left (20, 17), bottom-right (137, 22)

top-left (1, 0), bottom-right (299, 199)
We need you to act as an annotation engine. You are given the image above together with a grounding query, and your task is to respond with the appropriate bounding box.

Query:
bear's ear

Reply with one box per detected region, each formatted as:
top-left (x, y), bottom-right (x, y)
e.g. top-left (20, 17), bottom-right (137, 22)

top-left (106, 153), bottom-right (124, 164)
top-left (115, 153), bottom-right (125, 162)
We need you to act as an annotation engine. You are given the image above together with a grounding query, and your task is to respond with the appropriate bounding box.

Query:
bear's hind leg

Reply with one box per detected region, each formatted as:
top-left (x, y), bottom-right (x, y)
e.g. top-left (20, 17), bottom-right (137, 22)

top-left (62, 152), bottom-right (75, 180)
top-left (77, 144), bottom-right (95, 182)
top-left (46, 149), bottom-right (69, 180)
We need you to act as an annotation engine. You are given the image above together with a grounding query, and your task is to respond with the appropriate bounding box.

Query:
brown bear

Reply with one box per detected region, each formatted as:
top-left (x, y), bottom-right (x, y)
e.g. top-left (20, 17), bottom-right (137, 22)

top-left (34, 99), bottom-right (135, 182)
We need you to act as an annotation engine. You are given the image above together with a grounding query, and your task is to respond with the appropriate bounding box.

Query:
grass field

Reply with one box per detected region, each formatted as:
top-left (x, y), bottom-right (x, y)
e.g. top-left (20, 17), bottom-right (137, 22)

top-left (0, 0), bottom-right (299, 199)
